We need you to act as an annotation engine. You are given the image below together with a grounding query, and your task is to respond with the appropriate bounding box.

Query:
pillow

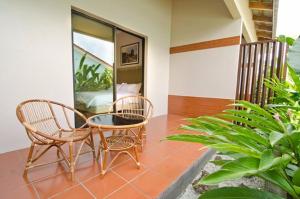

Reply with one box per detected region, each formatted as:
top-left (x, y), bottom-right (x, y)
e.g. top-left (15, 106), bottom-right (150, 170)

top-left (117, 83), bottom-right (126, 92)
top-left (120, 83), bottom-right (142, 94)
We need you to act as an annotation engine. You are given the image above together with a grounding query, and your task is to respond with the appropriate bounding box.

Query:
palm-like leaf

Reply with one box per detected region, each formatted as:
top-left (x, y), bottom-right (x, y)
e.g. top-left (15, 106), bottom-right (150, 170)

top-left (75, 55), bottom-right (112, 91)
top-left (199, 187), bottom-right (284, 199)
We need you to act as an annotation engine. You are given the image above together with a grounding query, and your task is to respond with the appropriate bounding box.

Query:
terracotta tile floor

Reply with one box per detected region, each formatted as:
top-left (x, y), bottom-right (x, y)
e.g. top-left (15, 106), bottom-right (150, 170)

top-left (0, 114), bottom-right (206, 199)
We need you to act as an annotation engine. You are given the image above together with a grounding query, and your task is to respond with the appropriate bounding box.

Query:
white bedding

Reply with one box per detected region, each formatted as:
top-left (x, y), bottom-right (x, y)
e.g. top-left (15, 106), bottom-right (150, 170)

top-left (76, 89), bottom-right (112, 108)
top-left (75, 89), bottom-right (137, 113)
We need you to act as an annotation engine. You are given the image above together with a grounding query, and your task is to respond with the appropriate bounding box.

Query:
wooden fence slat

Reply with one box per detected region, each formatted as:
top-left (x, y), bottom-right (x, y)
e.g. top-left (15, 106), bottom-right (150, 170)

top-left (267, 41), bottom-right (277, 103)
top-left (255, 43), bottom-right (265, 104)
top-left (236, 40), bottom-right (287, 107)
top-left (281, 43), bottom-right (288, 80)
top-left (261, 42), bottom-right (270, 107)
top-left (235, 45), bottom-right (244, 100)
top-left (250, 44), bottom-right (258, 103)
top-left (245, 45), bottom-right (253, 101)
top-left (239, 46), bottom-right (248, 100)
top-left (276, 42), bottom-right (283, 79)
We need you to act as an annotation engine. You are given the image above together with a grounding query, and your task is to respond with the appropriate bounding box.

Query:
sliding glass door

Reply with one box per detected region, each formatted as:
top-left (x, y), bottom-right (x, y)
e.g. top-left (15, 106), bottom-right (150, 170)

top-left (71, 11), bottom-right (145, 126)
top-left (72, 12), bottom-right (114, 119)
top-left (115, 29), bottom-right (144, 102)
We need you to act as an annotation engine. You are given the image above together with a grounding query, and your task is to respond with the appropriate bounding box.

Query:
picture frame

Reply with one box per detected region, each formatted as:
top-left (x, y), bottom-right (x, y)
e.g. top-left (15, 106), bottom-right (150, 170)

top-left (120, 42), bottom-right (139, 65)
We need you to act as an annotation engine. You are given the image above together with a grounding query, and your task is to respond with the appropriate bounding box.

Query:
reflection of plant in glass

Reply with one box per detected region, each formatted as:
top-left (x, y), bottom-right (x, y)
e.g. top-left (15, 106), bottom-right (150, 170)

top-left (165, 36), bottom-right (300, 199)
top-left (99, 67), bottom-right (113, 90)
top-left (75, 54), bottom-right (113, 91)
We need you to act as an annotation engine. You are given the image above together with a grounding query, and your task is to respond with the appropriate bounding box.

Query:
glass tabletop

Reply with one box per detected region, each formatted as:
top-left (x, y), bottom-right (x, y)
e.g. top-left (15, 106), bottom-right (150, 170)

top-left (87, 113), bottom-right (146, 127)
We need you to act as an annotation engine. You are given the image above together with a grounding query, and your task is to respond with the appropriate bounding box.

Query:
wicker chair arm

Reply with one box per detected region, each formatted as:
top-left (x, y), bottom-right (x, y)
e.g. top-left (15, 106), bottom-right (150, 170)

top-left (50, 101), bottom-right (88, 129)
top-left (56, 103), bottom-right (87, 120)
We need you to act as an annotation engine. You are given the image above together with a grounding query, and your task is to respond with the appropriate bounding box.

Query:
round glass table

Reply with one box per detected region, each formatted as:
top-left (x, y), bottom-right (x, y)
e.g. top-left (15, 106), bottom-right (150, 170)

top-left (87, 113), bottom-right (146, 175)
top-left (87, 113), bottom-right (146, 129)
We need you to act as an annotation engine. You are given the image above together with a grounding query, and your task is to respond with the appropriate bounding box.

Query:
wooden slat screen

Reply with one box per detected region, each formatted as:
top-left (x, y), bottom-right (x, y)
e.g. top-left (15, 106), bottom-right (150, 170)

top-left (235, 40), bottom-right (288, 106)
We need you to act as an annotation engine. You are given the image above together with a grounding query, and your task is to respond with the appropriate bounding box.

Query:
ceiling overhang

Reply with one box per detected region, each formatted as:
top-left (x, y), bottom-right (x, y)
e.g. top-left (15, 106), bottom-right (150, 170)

top-left (249, 0), bottom-right (275, 41)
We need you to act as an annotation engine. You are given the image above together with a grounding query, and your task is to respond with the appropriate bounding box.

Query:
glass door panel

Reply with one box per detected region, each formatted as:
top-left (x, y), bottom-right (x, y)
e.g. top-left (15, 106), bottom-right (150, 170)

top-left (72, 12), bottom-right (114, 122)
top-left (115, 29), bottom-right (144, 100)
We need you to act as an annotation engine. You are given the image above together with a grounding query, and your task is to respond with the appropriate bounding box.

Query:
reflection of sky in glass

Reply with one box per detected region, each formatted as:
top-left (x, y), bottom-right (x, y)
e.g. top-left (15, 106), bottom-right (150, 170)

top-left (73, 32), bottom-right (114, 65)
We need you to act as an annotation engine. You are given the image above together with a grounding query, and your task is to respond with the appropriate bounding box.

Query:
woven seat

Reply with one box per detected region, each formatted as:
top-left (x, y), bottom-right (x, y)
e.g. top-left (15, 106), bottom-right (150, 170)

top-left (105, 135), bottom-right (136, 151)
top-left (57, 128), bottom-right (91, 142)
top-left (16, 99), bottom-right (96, 181)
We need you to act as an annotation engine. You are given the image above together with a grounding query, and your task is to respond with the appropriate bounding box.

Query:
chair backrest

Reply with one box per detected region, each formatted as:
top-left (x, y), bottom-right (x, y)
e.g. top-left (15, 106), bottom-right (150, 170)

top-left (111, 95), bottom-right (153, 121)
top-left (16, 99), bottom-right (86, 143)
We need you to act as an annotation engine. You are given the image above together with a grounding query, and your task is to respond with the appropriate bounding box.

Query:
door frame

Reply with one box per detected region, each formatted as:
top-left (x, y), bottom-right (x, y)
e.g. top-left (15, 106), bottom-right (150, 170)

top-left (71, 8), bottom-right (146, 110)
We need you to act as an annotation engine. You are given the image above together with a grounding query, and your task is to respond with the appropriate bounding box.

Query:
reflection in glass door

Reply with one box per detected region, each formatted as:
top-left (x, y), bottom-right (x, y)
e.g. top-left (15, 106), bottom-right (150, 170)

top-left (115, 29), bottom-right (144, 100)
top-left (72, 12), bottom-right (114, 120)
top-left (71, 11), bottom-right (145, 127)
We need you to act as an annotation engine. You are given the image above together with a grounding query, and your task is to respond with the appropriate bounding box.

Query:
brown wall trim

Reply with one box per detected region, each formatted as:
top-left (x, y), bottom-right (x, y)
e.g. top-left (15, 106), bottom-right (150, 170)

top-left (168, 95), bottom-right (234, 117)
top-left (170, 36), bottom-right (241, 54)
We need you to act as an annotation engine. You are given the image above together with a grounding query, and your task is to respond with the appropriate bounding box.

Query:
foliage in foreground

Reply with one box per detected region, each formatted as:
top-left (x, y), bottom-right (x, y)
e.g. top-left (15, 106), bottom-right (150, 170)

top-left (165, 36), bottom-right (300, 198)
top-left (200, 187), bottom-right (284, 199)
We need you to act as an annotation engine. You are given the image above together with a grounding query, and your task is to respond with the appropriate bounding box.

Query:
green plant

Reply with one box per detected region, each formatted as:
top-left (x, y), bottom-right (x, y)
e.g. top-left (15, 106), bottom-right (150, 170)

top-left (200, 187), bottom-right (284, 199)
top-left (99, 67), bottom-right (113, 89)
top-left (165, 36), bottom-right (300, 199)
top-left (75, 54), bottom-right (113, 91)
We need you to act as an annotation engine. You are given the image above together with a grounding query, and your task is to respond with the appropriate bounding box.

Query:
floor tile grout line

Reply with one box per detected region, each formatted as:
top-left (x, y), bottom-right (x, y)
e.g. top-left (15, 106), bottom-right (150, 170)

top-left (79, 156), bottom-right (132, 184)
top-left (30, 169), bottom-right (69, 184)
top-left (101, 170), bottom-right (132, 199)
top-left (102, 183), bottom-right (129, 199)
top-left (80, 169), bottom-right (112, 184)
top-left (111, 169), bottom-right (130, 183)
top-left (126, 168), bottom-right (149, 184)
top-left (47, 182), bottom-right (80, 199)
top-left (25, 161), bottom-right (70, 185)
top-left (80, 182), bottom-right (97, 199)
top-left (111, 169), bottom-right (152, 198)
top-left (110, 158), bottom-right (131, 169)
top-left (46, 175), bottom-right (81, 199)
top-left (128, 183), bottom-right (152, 199)
top-left (79, 162), bottom-right (150, 198)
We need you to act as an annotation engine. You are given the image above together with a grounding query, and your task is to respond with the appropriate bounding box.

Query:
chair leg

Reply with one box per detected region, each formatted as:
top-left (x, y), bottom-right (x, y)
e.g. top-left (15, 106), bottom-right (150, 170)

top-left (89, 134), bottom-right (96, 159)
top-left (69, 142), bottom-right (75, 181)
top-left (133, 145), bottom-right (140, 169)
top-left (23, 143), bottom-right (35, 176)
top-left (97, 146), bottom-right (101, 161)
top-left (101, 150), bottom-right (108, 175)
top-left (139, 126), bottom-right (145, 151)
top-left (56, 148), bottom-right (60, 158)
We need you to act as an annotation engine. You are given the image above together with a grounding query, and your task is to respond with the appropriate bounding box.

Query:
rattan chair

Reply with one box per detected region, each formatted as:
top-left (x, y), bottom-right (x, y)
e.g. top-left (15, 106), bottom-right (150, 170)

top-left (109, 95), bottom-right (153, 150)
top-left (16, 99), bottom-right (96, 181)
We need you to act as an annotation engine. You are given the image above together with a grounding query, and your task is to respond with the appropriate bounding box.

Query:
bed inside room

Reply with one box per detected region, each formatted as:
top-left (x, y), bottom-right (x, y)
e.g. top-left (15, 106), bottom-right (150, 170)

top-left (72, 12), bottom-right (144, 118)
top-left (75, 82), bottom-right (142, 114)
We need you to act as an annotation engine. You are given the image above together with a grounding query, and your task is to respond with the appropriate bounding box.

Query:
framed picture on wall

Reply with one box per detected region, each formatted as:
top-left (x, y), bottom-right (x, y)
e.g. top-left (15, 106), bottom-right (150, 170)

top-left (120, 42), bottom-right (139, 65)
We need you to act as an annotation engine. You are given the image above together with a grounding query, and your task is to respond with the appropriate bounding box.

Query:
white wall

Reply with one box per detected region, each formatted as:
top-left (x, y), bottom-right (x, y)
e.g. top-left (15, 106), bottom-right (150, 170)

top-left (169, 0), bottom-right (242, 99)
top-left (276, 0), bottom-right (300, 38)
top-left (169, 46), bottom-right (240, 99)
top-left (171, 0), bottom-right (241, 46)
top-left (0, 0), bottom-right (171, 153)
